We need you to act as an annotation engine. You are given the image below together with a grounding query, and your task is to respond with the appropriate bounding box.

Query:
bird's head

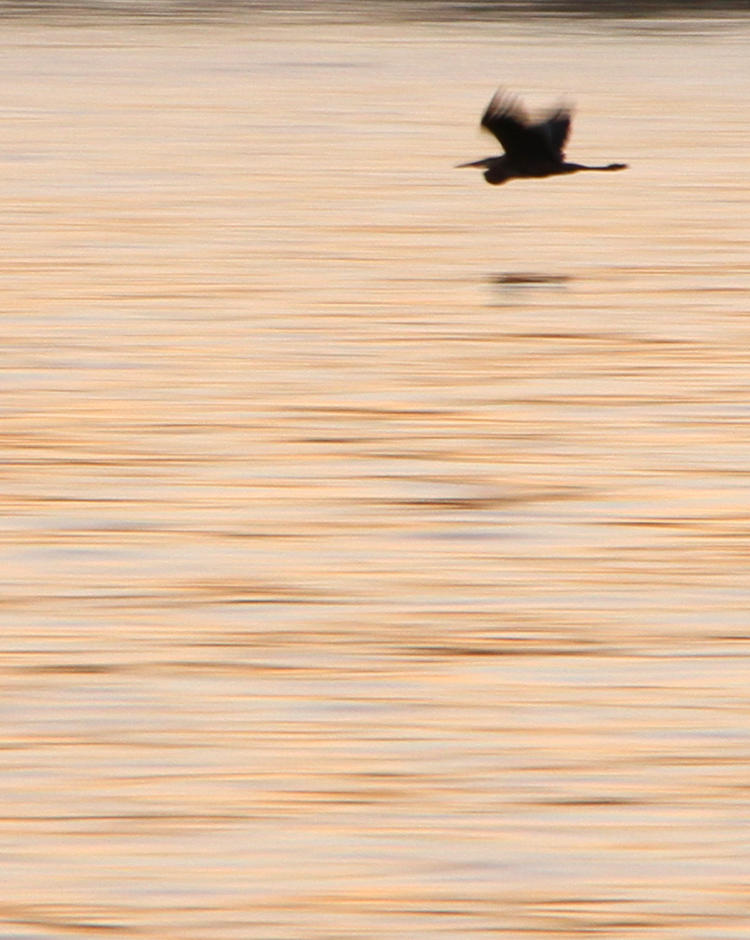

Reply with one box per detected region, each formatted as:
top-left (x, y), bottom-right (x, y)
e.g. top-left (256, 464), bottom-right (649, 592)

top-left (483, 162), bottom-right (510, 185)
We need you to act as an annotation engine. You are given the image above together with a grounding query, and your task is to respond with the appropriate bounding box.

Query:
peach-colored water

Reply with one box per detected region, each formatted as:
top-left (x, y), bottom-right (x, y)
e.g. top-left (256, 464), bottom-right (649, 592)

top-left (2, 8), bottom-right (750, 938)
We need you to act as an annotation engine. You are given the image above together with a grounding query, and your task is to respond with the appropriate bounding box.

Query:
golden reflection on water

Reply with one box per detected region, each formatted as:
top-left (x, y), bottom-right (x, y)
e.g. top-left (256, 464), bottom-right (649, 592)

top-left (2, 7), bottom-right (750, 939)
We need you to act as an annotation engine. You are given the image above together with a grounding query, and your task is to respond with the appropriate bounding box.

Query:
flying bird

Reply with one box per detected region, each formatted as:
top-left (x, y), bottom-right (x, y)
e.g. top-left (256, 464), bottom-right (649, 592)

top-left (457, 89), bottom-right (627, 185)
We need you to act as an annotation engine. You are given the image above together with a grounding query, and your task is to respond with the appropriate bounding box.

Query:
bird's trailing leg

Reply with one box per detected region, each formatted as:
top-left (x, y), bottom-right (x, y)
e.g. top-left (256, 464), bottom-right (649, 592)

top-left (562, 161), bottom-right (628, 173)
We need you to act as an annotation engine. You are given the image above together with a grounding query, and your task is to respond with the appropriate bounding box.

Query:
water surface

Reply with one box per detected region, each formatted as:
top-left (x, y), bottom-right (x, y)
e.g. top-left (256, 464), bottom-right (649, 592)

top-left (2, 7), bottom-right (750, 938)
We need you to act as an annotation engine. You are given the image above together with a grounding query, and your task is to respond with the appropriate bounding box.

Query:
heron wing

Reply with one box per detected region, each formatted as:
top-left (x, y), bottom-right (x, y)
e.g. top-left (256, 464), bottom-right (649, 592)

top-left (479, 90), bottom-right (536, 160)
top-left (529, 107), bottom-right (572, 160)
top-left (481, 90), bottom-right (573, 163)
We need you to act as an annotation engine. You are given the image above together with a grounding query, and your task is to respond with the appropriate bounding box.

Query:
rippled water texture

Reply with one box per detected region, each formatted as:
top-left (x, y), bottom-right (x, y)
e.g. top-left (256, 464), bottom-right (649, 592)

top-left (2, 5), bottom-right (750, 938)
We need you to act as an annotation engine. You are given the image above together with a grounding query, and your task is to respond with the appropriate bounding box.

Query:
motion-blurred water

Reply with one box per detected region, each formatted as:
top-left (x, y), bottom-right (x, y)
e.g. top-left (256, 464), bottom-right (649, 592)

top-left (2, 4), bottom-right (750, 938)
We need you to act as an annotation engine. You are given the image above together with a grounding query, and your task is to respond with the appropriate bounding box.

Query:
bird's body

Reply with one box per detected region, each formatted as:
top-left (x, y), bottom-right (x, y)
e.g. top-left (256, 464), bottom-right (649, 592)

top-left (458, 89), bottom-right (627, 185)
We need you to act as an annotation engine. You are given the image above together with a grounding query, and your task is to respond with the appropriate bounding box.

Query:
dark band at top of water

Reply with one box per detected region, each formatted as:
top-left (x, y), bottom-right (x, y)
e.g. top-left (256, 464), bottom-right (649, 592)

top-left (2, 0), bottom-right (750, 21)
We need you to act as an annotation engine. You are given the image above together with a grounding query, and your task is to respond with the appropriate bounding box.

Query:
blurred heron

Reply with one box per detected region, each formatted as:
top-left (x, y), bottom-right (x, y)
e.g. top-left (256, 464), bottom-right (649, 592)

top-left (458, 89), bottom-right (627, 185)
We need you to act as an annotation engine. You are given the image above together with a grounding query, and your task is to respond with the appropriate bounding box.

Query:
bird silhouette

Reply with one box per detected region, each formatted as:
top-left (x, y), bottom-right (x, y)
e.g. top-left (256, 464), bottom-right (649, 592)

top-left (457, 89), bottom-right (627, 185)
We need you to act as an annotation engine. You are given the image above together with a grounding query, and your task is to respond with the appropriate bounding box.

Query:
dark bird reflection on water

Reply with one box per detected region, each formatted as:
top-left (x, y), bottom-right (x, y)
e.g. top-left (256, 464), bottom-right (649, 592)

top-left (458, 88), bottom-right (628, 185)
top-left (492, 272), bottom-right (571, 286)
